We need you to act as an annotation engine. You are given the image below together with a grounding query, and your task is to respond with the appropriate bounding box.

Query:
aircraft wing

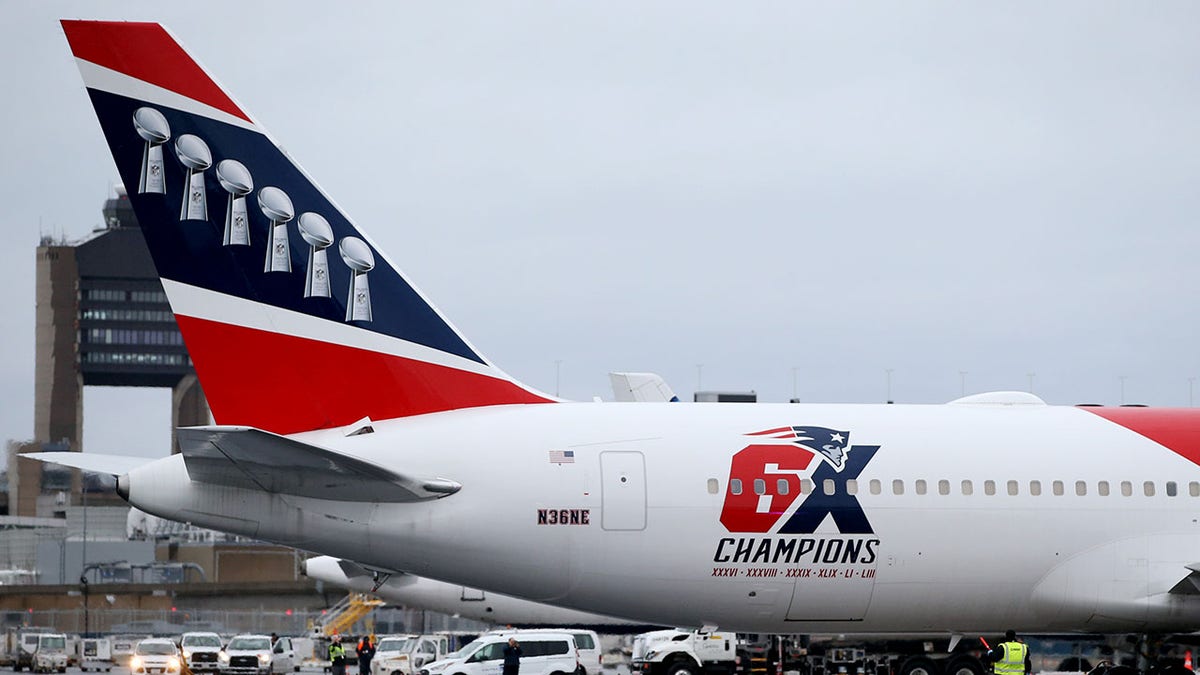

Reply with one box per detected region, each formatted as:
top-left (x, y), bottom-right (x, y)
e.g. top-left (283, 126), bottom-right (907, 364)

top-left (21, 452), bottom-right (155, 476)
top-left (26, 428), bottom-right (461, 504)
top-left (332, 557), bottom-right (402, 579)
top-left (176, 426), bottom-right (462, 503)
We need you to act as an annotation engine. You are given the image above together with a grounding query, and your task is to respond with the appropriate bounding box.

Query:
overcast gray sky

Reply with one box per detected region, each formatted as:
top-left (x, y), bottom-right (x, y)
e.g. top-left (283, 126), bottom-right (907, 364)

top-left (3, 2), bottom-right (1199, 458)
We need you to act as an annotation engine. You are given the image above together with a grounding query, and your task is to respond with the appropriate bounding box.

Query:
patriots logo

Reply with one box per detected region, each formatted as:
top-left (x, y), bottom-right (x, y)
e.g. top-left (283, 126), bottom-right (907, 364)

top-left (749, 426), bottom-right (851, 471)
top-left (721, 425), bottom-right (879, 534)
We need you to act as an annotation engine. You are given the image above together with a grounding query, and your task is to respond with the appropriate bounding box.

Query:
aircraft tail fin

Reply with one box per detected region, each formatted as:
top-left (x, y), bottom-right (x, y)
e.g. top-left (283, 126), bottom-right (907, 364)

top-left (61, 21), bottom-right (552, 434)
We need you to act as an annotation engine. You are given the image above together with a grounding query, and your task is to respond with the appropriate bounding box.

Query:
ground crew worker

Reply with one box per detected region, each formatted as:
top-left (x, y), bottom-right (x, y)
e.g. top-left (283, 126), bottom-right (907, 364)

top-left (987, 630), bottom-right (1032, 675)
top-left (357, 635), bottom-right (376, 675)
top-left (329, 635), bottom-right (348, 675)
top-left (502, 638), bottom-right (522, 675)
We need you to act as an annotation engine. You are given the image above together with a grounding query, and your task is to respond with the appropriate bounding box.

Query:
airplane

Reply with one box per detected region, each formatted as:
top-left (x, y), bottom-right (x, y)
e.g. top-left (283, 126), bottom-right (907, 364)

top-left (32, 20), bottom-right (1200, 666)
top-left (302, 556), bottom-right (652, 632)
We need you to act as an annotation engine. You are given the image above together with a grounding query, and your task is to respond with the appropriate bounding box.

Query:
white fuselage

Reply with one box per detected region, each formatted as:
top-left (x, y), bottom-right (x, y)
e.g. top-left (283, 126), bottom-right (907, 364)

top-left (123, 401), bottom-right (1200, 634)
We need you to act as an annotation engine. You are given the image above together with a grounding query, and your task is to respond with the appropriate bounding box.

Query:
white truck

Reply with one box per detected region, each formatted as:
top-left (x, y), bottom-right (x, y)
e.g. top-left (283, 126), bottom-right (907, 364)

top-left (373, 635), bottom-right (453, 675)
top-left (31, 634), bottom-right (69, 674)
top-left (631, 630), bottom-right (738, 675)
top-left (80, 638), bottom-right (113, 672)
top-left (6, 628), bottom-right (58, 672)
top-left (180, 632), bottom-right (224, 675)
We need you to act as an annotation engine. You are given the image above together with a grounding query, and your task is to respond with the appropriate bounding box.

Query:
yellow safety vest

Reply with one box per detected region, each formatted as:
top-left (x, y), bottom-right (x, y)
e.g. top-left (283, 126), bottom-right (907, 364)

top-left (329, 645), bottom-right (346, 664)
top-left (994, 642), bottom-right (1027, 675)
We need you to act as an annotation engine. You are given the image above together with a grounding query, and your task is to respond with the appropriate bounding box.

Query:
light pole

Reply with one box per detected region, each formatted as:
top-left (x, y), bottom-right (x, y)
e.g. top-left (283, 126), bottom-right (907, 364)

top-left (1027, 372), bottom-right (1036, 394)
top-left (696, 364), bottom-right (703, 392)
top-left (885, 369), bottom-right (894, 404)
top-left (1119, 375), bottom-right (1128, 405)
top-left (554, 360), bottom-right (562, 398)
top-left (82, 478), bottom-right (88, 636)
top-left (959, 371), bottom-right (967, 398)
top-left (791, 367), bottom-right (799, 403)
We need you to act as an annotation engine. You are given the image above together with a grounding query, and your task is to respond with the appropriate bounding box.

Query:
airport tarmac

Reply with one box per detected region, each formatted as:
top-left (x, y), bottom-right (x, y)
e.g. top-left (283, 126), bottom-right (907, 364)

top-left (0, 666), bottom-right (636, 675)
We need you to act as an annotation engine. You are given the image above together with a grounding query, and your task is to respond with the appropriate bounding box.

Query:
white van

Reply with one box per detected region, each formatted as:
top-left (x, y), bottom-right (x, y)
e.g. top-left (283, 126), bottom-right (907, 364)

top-left (486, 630), bottom-right (600, 675)
top-left (421, 633), bottom-right (578, 675)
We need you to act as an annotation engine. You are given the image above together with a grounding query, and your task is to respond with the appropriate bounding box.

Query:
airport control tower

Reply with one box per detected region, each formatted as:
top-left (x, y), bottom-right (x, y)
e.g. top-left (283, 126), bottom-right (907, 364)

top-left (10, 186), bottom-right (210, 517)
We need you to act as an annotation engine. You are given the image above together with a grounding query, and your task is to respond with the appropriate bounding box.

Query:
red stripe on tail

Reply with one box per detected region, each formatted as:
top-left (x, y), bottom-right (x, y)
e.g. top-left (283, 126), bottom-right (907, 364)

top-left (61, 20), bottom-right (251, 123)
top-left (176, 315), bottom-right (552, 435)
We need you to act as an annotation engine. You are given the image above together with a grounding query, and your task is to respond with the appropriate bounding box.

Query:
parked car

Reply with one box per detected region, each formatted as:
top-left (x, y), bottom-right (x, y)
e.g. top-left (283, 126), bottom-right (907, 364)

top-left (130, 638), bottom-right (182, 675)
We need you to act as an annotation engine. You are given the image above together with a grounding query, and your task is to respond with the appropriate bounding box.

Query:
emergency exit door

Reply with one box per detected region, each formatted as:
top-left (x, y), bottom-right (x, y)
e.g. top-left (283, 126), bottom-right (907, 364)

top-left (600, 451), bottom-right (646, 530)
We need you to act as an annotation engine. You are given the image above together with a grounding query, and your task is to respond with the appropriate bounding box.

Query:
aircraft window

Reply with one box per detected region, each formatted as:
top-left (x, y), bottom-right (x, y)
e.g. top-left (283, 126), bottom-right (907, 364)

top-left (1029, 480), bottom-right (1041, 496)
top-left (707, 479), bottom-right (719, 495)
top-left (1007, 480), bottom-right (1018, 496)
top-left (915, 479), bottom-right (927, 495)
top-left (1098, 481), bottom-right (1110, 496)
top-left (1167, 481), bottom-right (1178, 497)
top-left (1075, 481), bottom-right (1086, 496)
top-left (730, 479), bottom-right (743, 496)
top-left (823, 479), bottom-right (836, 496)
top-left (869, 479), bottom-right (881, 495)
top-left (777, 479), bottom-right (790, 496)
top-left (753, 479), bottom-right (766, 495)
top-left (1144, 481), bottom-right (1155, 497)
top-left (961, 480), bottom-right (973, 496)
top-left (1121, 481), bottom-right (1132, 497)
top-left (1052, 480), bottom-right (1064, 496)
top-left (1191, 482), bottom-right (1200, 497)
top-left (984, 480), bottom-right (996, 496)
top-left (938, 480), bottom-right (949, 496)
top-left (892, 479), bottom-right (904, 495)
top-left (802, 478), bottom-right (814, 494)
top-left (846, 479), bottom-right (859, 495)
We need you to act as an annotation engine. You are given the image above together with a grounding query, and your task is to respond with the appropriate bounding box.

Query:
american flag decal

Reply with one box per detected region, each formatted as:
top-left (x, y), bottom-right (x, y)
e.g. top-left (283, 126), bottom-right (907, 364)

top-left (549, 450), bottom-right (575, 464)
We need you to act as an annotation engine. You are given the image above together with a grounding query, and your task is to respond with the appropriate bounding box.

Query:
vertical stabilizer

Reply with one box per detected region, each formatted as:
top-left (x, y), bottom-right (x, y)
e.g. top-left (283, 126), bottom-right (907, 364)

top-left (62, 20), bottom-right (552, 434)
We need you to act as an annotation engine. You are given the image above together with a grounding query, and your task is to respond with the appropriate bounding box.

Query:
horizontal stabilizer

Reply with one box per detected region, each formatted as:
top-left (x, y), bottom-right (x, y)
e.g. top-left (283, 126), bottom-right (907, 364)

top-left (177, 426), bottom-right (461, 502)
top-left (610, 372), bottom-right (679, 403)
top-left (21, 452), bottom-right (155, 476)
top-left (1169, 563), bottom-right (1200, 595)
